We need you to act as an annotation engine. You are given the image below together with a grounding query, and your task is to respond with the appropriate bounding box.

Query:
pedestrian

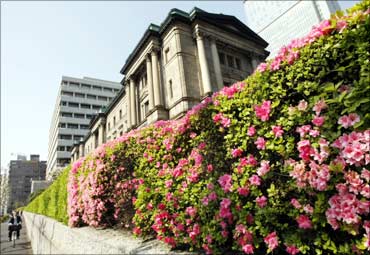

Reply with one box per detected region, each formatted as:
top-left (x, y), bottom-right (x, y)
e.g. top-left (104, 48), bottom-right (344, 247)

top-left (8, 210), bottom-right (22, 241)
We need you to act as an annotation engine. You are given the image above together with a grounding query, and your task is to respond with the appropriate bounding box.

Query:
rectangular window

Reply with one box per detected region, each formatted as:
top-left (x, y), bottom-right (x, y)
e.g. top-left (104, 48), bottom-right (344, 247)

top-left (67, 123), bottom-right (79, 129)
top-left (69, 102), bottom-right (79, 108)
top-left (69, 82), bottom-right (80, 88)
top-left (92, 85), bottom-right (102, 91)
top-left (74, 135), bottom-right (84, 141)
top-left (235, 58), bottom-right (241, 70)
top-left (57, 146), bottom-right (65, 151)
top-left (80, 124), bottom-right (89, 129)
top-left (74, 113), bottom-right (85, 119)
top-left (119, 110), bottom-right (122, 119)
top-left (113, 116), bottom-right (116, 126)
top-left (81, 104), bottom-right (90, 109)
top-left (92, 105), bottom-right (101, 110)
top-left (59, 134), bottom-right (72, 140)
top-left (81, 84), bottom-right (91, 89)
top-left (165, 48), bottom-right (170, 63)
top-left (227, 55), bottom-right (234, 68)
top-left (144, 101), bottom-right (149, 116)
top-left (86, 114), bottom-right (93, 119)
top-left (87, 94), bottom-right (96, 100)
top-left (108, 122), bottom-right (111, 131)
top-left (75, 93), bottom-right (85, 98)
top-left (219, 52), bottom-right (225, 65)
top-left (61, 112), bottom-right (73, 118)
top-left (169, 80), bottom-right (173, 98)
top-left (61, 91), bottom-right (74, 97)
top-left (59, 123), bottom-right (66, 128)
top-left (98, 96), bottom-right (107, 101)
top-left (60, 101), bottom-right (67, 106)
top-left (103, 87), bottom-right (112, 92)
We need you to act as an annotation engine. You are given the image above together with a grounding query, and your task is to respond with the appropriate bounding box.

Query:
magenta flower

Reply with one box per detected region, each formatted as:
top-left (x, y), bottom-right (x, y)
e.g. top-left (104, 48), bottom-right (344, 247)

top-left (256, 63), bottom-right (268, 73)
top-left (247, 126), bottom-right (256, 136)
top-left (272, 125), bottom-right (284, 137)
top-left (242, 244), bottom-right (254, 254)
top-left (231, 148), bottom-right (243, 158)
top-left (286, 245), bottom-right (300, 255)
top-left (296, 215), bottom-right (312, 229)
top-left (256, 196), bottom-right (267, 208)
top-left (218, 174), bottom-right (233, 192)
top-left (312, 115), bottom-right (325, 127)
top-left (257, 160), bottom-right (270, 176)
top-left (249, 174), bottom-right (261, 186)
top-left (254, 100), bottom-right (271, 121)
top-left (264, 231), bottom-right (279, 251)
top-left (255, 137), bottom-right (266, 150)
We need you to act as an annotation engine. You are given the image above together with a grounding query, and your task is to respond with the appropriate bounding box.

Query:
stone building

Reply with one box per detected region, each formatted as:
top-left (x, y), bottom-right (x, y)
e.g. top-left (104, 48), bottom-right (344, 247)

top-left (244, 0), bottom-right (340, 58)
top-left (7, 155), bottom-right (46, 212)
top-left (71, 7), bottom-right (268, 161)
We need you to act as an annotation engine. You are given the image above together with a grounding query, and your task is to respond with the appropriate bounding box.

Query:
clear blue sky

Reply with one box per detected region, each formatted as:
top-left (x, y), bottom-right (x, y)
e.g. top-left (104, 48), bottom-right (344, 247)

top-left (0, 1), bottom-right (360, 171)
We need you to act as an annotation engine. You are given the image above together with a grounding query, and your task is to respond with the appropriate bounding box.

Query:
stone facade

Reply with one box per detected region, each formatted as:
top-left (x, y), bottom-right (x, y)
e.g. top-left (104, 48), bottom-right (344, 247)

top-left (71, 7), bottom-right (268, 161)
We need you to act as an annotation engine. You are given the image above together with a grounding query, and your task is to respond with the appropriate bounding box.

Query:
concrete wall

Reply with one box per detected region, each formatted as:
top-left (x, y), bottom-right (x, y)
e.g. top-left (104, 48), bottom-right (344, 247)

top-left (24, 212), bottom-right (190, 254)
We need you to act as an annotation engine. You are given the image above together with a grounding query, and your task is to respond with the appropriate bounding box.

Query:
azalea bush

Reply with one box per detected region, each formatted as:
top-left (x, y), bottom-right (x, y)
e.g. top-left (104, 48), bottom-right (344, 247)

top-left (28, 1), bottom-right (369, 254)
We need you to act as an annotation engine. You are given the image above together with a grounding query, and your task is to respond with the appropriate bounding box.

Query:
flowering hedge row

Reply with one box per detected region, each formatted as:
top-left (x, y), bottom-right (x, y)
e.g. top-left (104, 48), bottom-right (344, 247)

top-left (28, 1), bottom-right (369, 254)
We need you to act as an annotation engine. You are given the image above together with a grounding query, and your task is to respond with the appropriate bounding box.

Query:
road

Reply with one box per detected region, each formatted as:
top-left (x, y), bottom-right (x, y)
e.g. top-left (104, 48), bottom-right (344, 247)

top-left (0, 218), bottom-right (32, 255)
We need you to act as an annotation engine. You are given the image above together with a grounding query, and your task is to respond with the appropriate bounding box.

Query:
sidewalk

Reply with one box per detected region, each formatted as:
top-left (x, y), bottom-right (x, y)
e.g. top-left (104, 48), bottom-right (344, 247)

top-left (0, 218), bottom-right (32, 255)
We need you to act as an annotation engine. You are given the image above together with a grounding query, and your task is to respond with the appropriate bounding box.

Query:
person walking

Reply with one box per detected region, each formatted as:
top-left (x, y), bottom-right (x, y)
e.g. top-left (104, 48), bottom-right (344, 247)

top-left (8, 210), bottom-right (22, 241)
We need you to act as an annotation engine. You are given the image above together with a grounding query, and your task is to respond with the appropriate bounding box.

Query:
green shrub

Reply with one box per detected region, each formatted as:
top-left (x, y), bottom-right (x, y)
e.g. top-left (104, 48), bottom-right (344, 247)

top-left (24, 166), bottom-right (69, 225)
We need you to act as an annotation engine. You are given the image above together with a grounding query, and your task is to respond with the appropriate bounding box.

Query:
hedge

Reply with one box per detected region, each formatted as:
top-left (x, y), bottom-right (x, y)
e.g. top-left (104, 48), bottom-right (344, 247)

top-left (24, 166), bottom-right (69, 225)
top-left (27, 1), bottom-right (370, 254)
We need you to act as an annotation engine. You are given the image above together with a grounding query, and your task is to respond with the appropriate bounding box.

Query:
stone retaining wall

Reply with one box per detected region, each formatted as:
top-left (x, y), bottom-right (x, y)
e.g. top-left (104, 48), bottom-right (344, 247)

top-left (23, 212), bottom-right (189, 254)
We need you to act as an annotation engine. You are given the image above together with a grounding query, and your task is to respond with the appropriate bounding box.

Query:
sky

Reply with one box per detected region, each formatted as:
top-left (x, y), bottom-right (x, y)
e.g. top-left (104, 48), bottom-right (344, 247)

top-left (0, 0), bottom-right (361, 172)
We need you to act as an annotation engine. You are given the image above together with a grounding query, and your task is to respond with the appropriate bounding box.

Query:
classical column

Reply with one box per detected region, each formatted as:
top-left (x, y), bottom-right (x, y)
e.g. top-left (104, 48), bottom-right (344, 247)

top-left (151, 48), bottom-right (163, 107)
top-left (98, 123), bottom-right (104, 145)
top-left (195, 30), bottom-right (212, 96)
top-left (125, 84), bottom-right (132, 128)
top-left (129, 78), bottom-right (137, 127)
top-left (79, 142), bottom-right (84, 157)
top-left (210, 37), bottom-right (223, 88)
top-left (146, 55), bottom-right (154, 111)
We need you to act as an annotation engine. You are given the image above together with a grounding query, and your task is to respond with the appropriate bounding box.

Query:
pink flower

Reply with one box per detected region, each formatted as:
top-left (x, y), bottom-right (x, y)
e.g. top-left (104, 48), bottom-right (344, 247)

top-left (186, 206), bottom-right (197, 217)
top-left (238, 187), bottom-right (250, 196)
top-left (272, 125), bottom-right (284, 137)
top-left (296, 215), bottom-right (312, 229)
top-left (218, 174), bottom-right (233, 192)
top-left (286, 245), bottom-right (300, 255)
top-left (231, 148), bottom-right (243, 158)
top-left (247, 126), bottom-right (256, 136)
top-left (336, 19), bottom-right (348, 33)
top-left (297, 100), bottom-right (308, 111)
top-left (242, 244), bottom-right (254, 254)
top-left (312, 99), bottom-right (327, 115)
top-left (290, 198), bottom-right (302, 209)
top-left (254, 100), bottom-right (271, 121)
top-left (257, 160), bottom-right (270, 176)
top-left (256, 63), bottom-right (267, 73)
top-left (256, 196), bottom-right (267, 208)
top-left (312, 115), bottom-right (325, 127)
top-left (165, 180), bottom-right (173, 188)
top-left (361, 168), bottom-right (370, 182)
top-left (338, 113), bottom-right (360, 128)
top-left (221, 116), bottom-right (231, 128)
top-left (264, 232), bottom-right (279, 251)
top-left (249, 175), bottom-right (261, 186)
top-left (304, 204), bottom-right (314, 215)
top-left (255, 137), bottom-right (266, 150)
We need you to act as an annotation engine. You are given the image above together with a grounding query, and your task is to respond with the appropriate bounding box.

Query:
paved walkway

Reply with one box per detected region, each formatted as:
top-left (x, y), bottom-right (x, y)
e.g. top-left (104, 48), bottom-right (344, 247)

top-left (1, 217), bottom-right (32, 255)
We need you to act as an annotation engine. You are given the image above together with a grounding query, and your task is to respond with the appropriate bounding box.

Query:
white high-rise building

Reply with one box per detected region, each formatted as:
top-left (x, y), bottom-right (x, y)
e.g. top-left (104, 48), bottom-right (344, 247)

top-left (244, 0), bottom-right (341, 58)
top-left (47, 76), bottom-right (121, 179)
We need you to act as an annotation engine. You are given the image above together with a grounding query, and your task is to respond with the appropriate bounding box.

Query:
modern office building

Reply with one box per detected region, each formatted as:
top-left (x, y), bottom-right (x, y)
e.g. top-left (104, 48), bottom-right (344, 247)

top-left (244, 0), bottom-right (341, 58)
top-left (47, 76), bottom-right (121, 179)
top-left (7, 155), bottom-right (46, 212)
top-left (71, 7), bottom-right (269, 161)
